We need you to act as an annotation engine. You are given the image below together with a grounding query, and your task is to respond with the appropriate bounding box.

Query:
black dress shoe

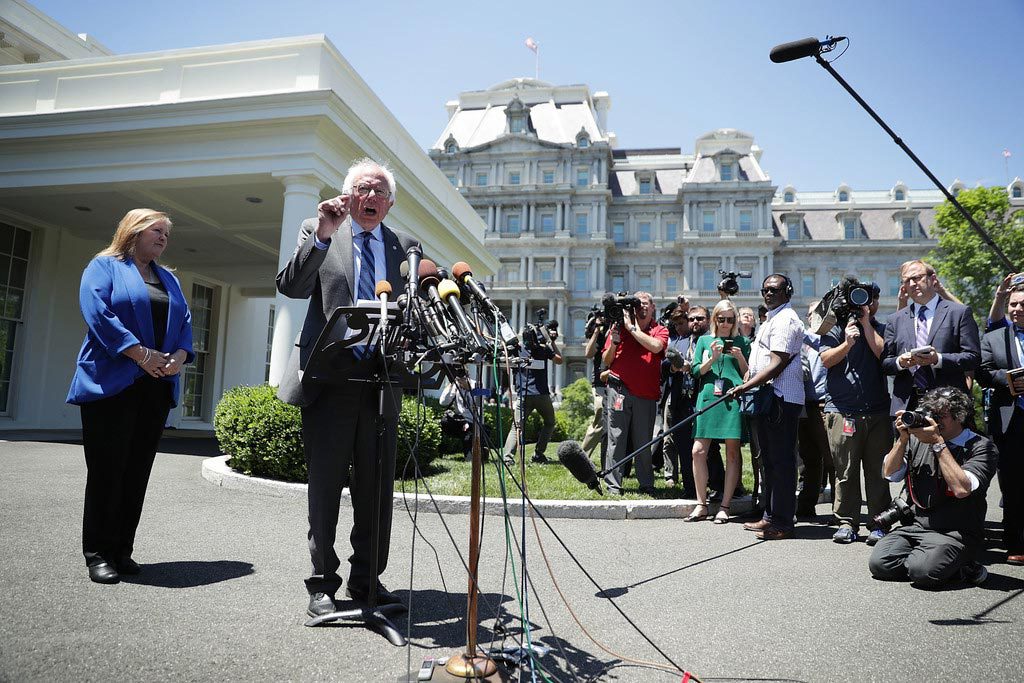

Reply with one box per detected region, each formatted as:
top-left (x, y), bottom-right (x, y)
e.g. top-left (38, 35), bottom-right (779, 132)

top-left (345, 582), bottom-right (405, 609)
top-left (116, 558), bottom-right (142, 575)
top-left (88, 562), bottom-right (120, 584)
top-left (307, 592), bottom-right (337, 617)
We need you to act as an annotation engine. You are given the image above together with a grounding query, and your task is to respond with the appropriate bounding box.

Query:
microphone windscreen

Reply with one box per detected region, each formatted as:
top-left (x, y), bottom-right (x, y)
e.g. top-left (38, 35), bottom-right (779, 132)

top-left (557, 441), bottom-right (602, 494)
top-left (666, 347), bottom-right (685, 370)
top-left (400, 261), bottom-right (409, 278)
top-left (769, 37), bottom-right (821, 63)
top-left (375, 280), bottom-right (392, 297)
top-left (452, 261), bottom-right (472, 281)
top-left (418, 259), bottom-right (440, 289)
top-left (437, 278), bottom-right (461, 300)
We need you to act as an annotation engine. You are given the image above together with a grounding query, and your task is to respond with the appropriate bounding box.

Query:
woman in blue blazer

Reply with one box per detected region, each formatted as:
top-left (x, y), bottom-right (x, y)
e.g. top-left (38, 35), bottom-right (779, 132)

top-left (67, 208), bottom-right (194, 584)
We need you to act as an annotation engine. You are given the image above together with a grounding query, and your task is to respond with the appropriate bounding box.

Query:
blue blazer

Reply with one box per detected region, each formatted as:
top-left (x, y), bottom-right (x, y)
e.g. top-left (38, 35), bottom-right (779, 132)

top-left (67, 255), bottom-right (195, 406)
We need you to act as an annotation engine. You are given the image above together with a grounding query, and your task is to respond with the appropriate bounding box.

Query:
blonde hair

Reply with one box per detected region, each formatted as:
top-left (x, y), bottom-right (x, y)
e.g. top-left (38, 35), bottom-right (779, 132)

top-left (899, 259), bottom-right (936, 278)
top-left (97, 208), bottom-right (172, 261)
top-left (710, 299), bottom-right (738, 337)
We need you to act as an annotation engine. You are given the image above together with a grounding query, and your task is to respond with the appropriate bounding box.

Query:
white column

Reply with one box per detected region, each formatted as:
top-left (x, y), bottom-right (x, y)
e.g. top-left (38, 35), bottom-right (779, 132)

top-left (556, 203), bottom-right (563, 231)
top-left (655, 265), bottom-right (662, 295)
top-left (495, 205), bottom-right (503, 232)
top-left (527, 255), bottom-right (535, 281)
top-left (511, 298), bottom-right (520, 331)
top-left (520, 299), bottom-right (529, 328)
top-left (521, 204), bottom-right (528, 232)
top-left (598, 202), bottom-right (607, 237)
top-left (529, 203), bottom-right (537, 232)
top-left (487, 205), bottom-right (495, 232)
top-left (519, 256), bottom-right (526, 281)
top-left (269, 174), bottom-right (325, 386)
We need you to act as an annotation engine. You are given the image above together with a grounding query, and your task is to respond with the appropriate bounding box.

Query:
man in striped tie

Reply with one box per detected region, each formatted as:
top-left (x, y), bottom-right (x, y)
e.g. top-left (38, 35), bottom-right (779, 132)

top-left (277, 158), bottom-right (421, 618)
top-left (882, 260), bottom-right (980, 416)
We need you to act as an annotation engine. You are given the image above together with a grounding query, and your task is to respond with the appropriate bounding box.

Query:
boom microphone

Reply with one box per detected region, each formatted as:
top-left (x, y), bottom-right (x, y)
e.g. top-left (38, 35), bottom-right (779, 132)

top-left (437, 279), bottom-right (487, 352)
top-left (557, 440), bottom-right (602, 495)
top-left (452, 261), bottom-right (519, 350)
top-left (769, 36), bottom-right (846, 63)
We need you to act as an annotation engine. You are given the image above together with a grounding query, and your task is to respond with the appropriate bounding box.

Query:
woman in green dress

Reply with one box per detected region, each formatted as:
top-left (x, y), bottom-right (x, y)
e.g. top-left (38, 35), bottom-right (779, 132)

top-left (684, 299), bottom-right (749, 523)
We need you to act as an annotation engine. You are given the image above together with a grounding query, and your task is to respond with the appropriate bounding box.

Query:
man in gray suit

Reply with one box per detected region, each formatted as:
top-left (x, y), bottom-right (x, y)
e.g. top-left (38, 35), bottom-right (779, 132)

top-left (978, 284), bottom-right (1024, 565)
top-left (277, 158), bottom-right (420, 618)
top-left (881, 259), bottom-right (980, 415)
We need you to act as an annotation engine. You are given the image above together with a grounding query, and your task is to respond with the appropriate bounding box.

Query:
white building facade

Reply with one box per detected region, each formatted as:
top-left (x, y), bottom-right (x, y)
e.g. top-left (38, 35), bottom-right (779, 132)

top-left (430, 78), bottom-right (1024, 389)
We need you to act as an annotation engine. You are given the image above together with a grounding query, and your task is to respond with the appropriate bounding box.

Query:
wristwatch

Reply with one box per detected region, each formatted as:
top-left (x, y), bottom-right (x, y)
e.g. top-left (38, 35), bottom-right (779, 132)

top-left (630, 325), bottom-right (638, 333)
top-left (930, 441), bottom-right (947, 453)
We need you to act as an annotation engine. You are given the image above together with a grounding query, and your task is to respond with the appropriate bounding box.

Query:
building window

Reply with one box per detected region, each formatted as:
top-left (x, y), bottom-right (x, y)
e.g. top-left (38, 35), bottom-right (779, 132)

top-left (844, 217), bottom-right (857, 239)
top-left (574, 213), bottom-right (588, 237)
top-left (183, 283), bottom-right (215, 419)
top-left (539, 265), bottom-right (554, 283)
top-left (264, 305), bottom-right (275, 382)
top-left (894, 189), bottom-right (905, 201)
top-left (784, 191), bottom-right (795, 203)
top-left (611, 273), bottom-right (625, 292)
top-left (801, 274), bottom-right (815, 298)
top-left (786, 218), bottom-right (801, 240)
top-left (702, 265), bottom-right (717, 291)
top-left (720, 163), bottom-right (733, 181)
top-left (475, 172), bottom-right (488, 187)
top-left (505, 215), bottom-right (521, 235)
top-left (572, 317), bottom-right (586, 339)
top-left (574, 267), bottom-right (588, 292)
top-left (508, 171), bottom-right (521, 185)
top-left (612, 222), bottom-right (625, 245)
top-left (542, 169), bottom-right (555, 184)
top-left (576, 168), bottom-right (589, 187)
top-left (838, 190), bottom-right (849, 202)
top-left (539, 213), bottom-right (555, 235)
top-left (702, 210), bottom-right (716, 232)
top-left (637, 273), bottom-right (652, 291)
top-left (902, 218), bottom-right (915, 239)
top-left (665, 221), bottom-right (677, 241)
top-left (738, 268), bottom-right (755, 292)
top-left (446, 174), bottom-right (457, 186)
top-left (501, 263), bottom-right (519, 282)
top-left (578, 137), bottom-right (589, 148)
top-left (739, 210), bottom-right (753, 232)
top-left (445, 142), bottom-right (457, 154)
top-left (510, 117), bottom-right (525, 133)
top-left (638, 221), bottom-right (651, 242)
top-left (665, 275), bottom-right (678, 292)
top-left (0, 224), bottom-right (31, 413)
top-left (888, 274), bottom-right (901, 297)
top-left (639, 178), bottom-right (652, 194)
top-left (1013, 186), bottom-right (1023, 199)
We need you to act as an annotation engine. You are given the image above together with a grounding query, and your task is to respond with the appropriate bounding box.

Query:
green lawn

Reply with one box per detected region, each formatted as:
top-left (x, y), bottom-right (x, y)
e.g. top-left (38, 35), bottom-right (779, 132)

top-left (395, 442), bottom-right (756, 501)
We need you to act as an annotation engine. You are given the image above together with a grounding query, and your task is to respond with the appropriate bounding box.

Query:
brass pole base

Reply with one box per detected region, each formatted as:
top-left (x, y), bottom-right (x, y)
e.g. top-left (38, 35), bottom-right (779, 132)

top-left (444, 653), bottom-right (499, 679)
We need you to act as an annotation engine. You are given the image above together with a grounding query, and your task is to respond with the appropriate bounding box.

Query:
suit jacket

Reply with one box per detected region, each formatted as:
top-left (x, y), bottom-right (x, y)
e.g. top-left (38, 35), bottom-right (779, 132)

top-left (67, 255), bottom-right (195, 407)
top-left (276, 217), bottom-right (419, 407)
top-left (881, 298), bottom-right (981, 414)
top-left (977, 325), bottom-right (1023, 436)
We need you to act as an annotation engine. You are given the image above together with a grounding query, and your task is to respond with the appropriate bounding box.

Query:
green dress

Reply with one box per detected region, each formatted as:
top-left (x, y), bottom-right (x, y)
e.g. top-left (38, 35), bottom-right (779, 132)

top-left (691, 334), bottom-right (751, 440)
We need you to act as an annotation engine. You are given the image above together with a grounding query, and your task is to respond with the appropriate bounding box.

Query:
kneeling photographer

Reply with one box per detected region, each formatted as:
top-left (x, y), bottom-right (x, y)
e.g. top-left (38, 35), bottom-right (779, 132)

top-left (502, 310), bottom-right (562, 465)
top-left (869, 387), bottom-right (998, 588)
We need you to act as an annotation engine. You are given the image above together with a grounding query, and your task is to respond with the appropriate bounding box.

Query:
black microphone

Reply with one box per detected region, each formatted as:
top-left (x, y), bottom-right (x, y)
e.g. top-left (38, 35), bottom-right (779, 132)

top-left (666, 346), bottom-right (685, 371)
top-left (769, 36), bottom-right (846, 63)
top-left (452, 261), bottom-right (519, 350)
top-left (557, 441), bottom-right (602, 495)
top-left (437, 278), bottom-right (487, 352)
top-left (419, 260), bottom-right (458, 342)
top-left (404, 244), bottom-right (422, 291)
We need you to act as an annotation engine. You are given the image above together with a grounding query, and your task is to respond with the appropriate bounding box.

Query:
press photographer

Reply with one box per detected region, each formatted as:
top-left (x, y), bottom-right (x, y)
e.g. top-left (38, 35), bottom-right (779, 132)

top-left (717, 269), bottom-right (752, 298)
top-left (868, 387), bottom-right (998, 588)
top-left (502, 308), bottom-right (562, 465)
top-left (600, 291), bottom-right (669, 495)
top-left (581, 305), bottom-right (609, 463)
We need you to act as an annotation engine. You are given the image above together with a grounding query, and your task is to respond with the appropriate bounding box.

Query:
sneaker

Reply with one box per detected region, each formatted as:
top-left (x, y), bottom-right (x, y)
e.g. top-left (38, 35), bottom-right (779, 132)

top-left (531, 453), bottom-right (550, 464)
top-left (502, 454), bottom-right (516, 468)
top-left (832, 526), bottom-right (857, 544)
top-left (866, 529), bottom-right (886, 546)
top-left (962, 562), bottom-right (988, 586)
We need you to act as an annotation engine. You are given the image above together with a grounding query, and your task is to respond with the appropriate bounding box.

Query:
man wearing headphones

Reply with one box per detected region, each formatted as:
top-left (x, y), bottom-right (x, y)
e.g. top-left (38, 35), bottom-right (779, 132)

top-left (733, 274), bottom-right (806, 540)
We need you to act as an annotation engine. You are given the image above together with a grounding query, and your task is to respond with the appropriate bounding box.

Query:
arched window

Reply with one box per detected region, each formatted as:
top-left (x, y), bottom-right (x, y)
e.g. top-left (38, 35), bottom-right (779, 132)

top-left (838, 191), bottom-right (849, 202)
top-left (784, 191), bottom-right (794, 203)
top-left (1014, 186), bottom-right (1023, 199)
top-left (894, 189), bottom-right (905, 201)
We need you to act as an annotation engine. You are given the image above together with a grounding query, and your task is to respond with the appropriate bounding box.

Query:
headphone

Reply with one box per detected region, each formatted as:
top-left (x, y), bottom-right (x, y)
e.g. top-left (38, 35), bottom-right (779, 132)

top-left (763, 273), bottom-right (794, 297)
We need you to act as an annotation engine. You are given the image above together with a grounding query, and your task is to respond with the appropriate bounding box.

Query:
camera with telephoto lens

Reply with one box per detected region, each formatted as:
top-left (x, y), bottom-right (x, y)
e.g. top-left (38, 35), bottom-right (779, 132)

top-left (718, 270), bottom-right (752, 296)
top-left (900, 410), bottom-right (932, 429)
top-left (872, 497), bottom-right (915, 532)
top-left (602, 292), bottom-right (641, 326)
top-left (830, 276), bottom-right (875, 324)
top-left (523, 308), bottom-right (558, 352)
top-left (584, 304), bottom-right (606, 338)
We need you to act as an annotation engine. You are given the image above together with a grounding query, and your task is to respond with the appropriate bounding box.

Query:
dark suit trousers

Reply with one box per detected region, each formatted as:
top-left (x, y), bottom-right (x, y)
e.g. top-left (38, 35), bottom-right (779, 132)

top-left (995, 408), bottom-right (1024, 554)
top-left (868, 523), bottom-right (969, 587)
top-left (80, 376), bottom-right (172, 567)
top-left (751, 400), bottom-right (802, 531)
top-left (301, 382), bottom-right (400, 596)
top-left (797, 402), bottom-right (834, 513)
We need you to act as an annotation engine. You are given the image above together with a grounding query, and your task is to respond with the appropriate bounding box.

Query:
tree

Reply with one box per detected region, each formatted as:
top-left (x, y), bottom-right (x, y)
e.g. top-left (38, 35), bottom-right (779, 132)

top-left (929, 186), bottom-right (1024, 320)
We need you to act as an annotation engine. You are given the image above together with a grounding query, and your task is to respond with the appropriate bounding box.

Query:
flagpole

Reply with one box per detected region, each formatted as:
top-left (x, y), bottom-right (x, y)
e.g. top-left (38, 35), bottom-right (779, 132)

top-left (535, 47), bottom-right (539, 80)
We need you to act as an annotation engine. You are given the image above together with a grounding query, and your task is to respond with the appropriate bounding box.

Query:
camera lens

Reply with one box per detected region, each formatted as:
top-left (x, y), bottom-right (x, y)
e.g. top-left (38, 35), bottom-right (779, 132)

top-left (849, 287), bottom-right (870, 306)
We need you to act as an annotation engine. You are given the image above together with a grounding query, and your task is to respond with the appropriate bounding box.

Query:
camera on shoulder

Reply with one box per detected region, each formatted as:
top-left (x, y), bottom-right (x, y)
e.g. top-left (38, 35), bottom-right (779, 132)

top-left (602, 292), bottom-right (641, 326)
top-left (808, 276), bottom-right (879, 335)
top-left (718, 270), bottom-right (752, 296)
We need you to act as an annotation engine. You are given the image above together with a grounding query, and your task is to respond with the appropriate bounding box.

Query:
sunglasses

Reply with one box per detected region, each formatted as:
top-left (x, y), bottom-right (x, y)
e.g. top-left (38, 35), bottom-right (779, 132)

top-left (761, 286), bottom-right (785, 294)
top-left (717, 316), bottom-right (735, 323)
top-left (687, 316), bottom-right (707, 322)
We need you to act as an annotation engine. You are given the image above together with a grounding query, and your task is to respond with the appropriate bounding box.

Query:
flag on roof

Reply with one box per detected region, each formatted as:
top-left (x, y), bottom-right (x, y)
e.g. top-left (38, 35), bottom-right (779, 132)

top-left (525, 37), bottom-right (538, 53)
top-left (1004, 149), bottom-right (1012, 158)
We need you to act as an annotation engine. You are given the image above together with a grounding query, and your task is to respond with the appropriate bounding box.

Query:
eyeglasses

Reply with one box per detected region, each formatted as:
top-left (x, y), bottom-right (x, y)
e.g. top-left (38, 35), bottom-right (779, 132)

top-left (354, 184), bottom-right (391, 199)
top-left (761, 286), bottom-right (785, 294)
top-left (687, 316), bottom-right (706, 322)
top-left (717, 316), bottom-right (735, 323)
top-left (902, 273), bottom-right (930, 285)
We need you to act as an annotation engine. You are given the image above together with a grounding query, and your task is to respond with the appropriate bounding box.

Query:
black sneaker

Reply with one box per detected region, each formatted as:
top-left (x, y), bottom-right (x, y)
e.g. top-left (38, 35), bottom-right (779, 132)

top-left (962, 562), bottom-right (988, 587)
top-left (307, 592), bottom-right (337, 617)
top-left (531, 454), bottom-right (550, 464)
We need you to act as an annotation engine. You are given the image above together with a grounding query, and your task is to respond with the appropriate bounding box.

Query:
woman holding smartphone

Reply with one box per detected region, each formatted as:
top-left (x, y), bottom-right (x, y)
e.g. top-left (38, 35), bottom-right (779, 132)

top-left (685, 299), bottom-right (750, 523)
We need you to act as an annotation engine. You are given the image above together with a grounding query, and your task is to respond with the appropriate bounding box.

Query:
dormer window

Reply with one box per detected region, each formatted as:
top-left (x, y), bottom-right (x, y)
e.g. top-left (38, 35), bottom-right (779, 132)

top-left (784, 191), bottom-right (794, 203)
top-left (902, 217), bottom-right (916, 238)
top-left (575, 127), bottom-right (591, 148)
top-left (839, 191), bottom-right (849, 202)
top-left (1011, 179), bottom-right (1024, 198)
top-left (638, 176), bottom-right (653, 194)
top-left (720, 163), bottom-right (733, 181)
top-left (504, 95), bottom-right (531, 136)
top-left (894, 189), bottom-right (905, 201)
top-left (443, 134), bottom-right (459, 155)
top-left (578, 137), bottom-right (589, 148)
top-left (1014, 186), bottom-right (1023, 199)
top-left (837, 211), bottom-right (862, 239)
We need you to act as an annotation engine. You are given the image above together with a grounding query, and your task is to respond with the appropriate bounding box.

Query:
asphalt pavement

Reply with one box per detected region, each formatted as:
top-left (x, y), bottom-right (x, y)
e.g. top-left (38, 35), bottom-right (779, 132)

top-left (1, 437), bottom-right (1021, 682)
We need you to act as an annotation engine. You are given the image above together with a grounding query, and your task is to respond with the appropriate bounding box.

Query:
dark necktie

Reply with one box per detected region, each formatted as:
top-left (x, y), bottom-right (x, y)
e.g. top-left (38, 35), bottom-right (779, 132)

top-left (357, 231), bottom-right (376, 301)
top-left (913, 305), bottom-right (930, 389)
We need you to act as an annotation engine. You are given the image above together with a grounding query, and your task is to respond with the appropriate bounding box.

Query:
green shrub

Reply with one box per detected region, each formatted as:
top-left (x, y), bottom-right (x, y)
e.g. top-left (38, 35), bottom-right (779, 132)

top-left (215, 384), bottom-right (306, 482)
top-left (214, 385), bottom-right (443, 483)
top-left (559, 378), bottom-right (595, 440)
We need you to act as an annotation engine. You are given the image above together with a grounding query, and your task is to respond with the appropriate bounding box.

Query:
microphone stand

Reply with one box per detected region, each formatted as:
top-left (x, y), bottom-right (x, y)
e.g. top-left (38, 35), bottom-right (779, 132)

top-left (810, 52), bottom-right (1017, 272)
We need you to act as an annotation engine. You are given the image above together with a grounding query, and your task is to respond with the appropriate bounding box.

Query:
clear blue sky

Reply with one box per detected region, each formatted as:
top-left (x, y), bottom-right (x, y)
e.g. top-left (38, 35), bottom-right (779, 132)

top-left (34, 0), bottom-right (1024, 192)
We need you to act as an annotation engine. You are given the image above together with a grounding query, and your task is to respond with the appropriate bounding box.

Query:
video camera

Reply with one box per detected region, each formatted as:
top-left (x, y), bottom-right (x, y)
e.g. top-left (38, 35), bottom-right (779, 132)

top-left (523, 308), bottom-right (558, 352)
top-left (602, 292), bottom-right (641, 326)
top-left (584, 304), bottom-right (606, 338)
top-left (809, 276), bottom-right (879, 335)
top-left (718, 270), bottom-right (752, 296)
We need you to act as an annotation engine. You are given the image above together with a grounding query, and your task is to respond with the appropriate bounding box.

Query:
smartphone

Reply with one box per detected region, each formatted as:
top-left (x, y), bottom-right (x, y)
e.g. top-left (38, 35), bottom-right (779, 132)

top-left (910, 345), bottom-right (934, 356)
top-left (722, 338), bottom-right (734, 352)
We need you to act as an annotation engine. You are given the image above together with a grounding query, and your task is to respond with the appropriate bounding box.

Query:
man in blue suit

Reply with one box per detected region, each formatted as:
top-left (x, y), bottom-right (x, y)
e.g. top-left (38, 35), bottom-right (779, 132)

top-left (277, 159), bottom-right (420, 618)
top-left (881, 260), bottom-right (980, 415)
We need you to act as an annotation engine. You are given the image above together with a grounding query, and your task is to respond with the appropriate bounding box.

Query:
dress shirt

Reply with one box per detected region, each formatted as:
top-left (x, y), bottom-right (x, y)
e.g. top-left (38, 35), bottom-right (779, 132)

top-left (313, 223), bottom-right (386, 297)
top-left (748, 302), bottom-right (805, 404)
top-left (885, 428), bottom-right (981, 491)
top-left (911, 294), bottom-right (944, 368)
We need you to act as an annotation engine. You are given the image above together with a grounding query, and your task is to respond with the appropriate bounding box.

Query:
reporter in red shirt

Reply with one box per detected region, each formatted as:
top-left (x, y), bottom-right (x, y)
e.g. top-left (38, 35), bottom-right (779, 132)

top-left (601, 291), bottom-right (669, 494)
